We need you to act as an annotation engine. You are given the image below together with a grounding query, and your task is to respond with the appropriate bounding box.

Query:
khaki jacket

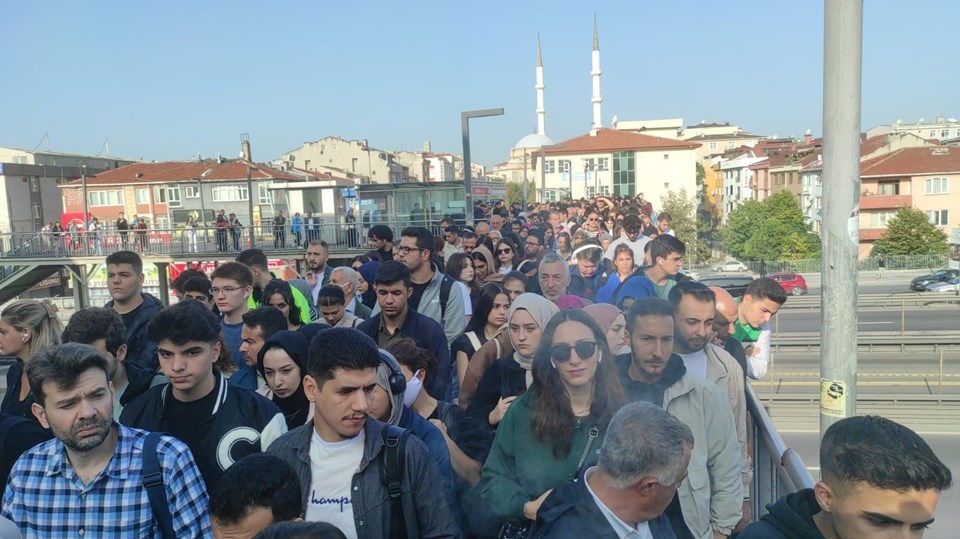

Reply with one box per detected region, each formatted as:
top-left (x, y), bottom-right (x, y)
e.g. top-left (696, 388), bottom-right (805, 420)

top-left (703, 343), bottom-right (753, 495)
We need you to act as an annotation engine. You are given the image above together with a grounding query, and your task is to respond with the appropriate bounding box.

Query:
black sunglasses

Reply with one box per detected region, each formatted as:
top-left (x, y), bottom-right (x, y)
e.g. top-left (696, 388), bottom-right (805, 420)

top-left (550, 341), bottom-right (599, 363)
top-left (497, 248), bottom-right (512, 255)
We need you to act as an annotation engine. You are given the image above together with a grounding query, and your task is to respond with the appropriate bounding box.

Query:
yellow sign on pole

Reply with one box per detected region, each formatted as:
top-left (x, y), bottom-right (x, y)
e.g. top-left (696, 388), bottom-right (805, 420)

top-left (820, 379), bottom-right (847, 418)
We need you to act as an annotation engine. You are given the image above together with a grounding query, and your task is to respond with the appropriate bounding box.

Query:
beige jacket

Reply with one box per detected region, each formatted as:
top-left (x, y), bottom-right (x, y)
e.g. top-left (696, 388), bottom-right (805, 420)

top-left (703, 343), bottom-right (753, 496)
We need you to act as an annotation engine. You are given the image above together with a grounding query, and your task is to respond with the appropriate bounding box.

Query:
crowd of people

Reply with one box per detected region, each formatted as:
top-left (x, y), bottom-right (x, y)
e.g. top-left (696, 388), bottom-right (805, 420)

top-left (0, 193), bottom-right (952, 539)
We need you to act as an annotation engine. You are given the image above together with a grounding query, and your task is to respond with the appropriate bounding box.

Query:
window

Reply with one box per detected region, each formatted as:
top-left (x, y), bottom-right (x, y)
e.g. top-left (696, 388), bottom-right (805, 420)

top-left (868, 211), bottom-right (896, 227)
top-left (925, 177), bottom-right (949, 194)
top-left (926, 210), bottom-right (949, 226)
top-left (153, 186), bottom-right (166, 203)
top-left (135, 189), bottom-right (149, 204)
top-left (184, 185), bottom-right (200, 198)
top-left (663, 154), bottom-right (669, 160)
top-left (559, 160), bottom-right (570, 173)
top-left (331, 143), bottom-right (337, 151)
top-left (167, 187), bottom-right (181, 208)
top-left (930, 130), bottom-right (937, 137)
top-left (32, 203), bottom-right (41, 219)
top-left (942, 130), bottom-right (950, 139)
top-left (155, 216), bottom-right (169, 230)
top-left (612, 151), bottom-right (636, 197)
top-left (544, 160), bottom-right (556, 174)
top-left (709, 142), bottom-right (717, 150)
top-left (585, 158), bottom-right (596, 170)
top-left (877, 181), bottom-right (899, 195)
top-left (258, 181), bottom-right (273, 204)
top-left (89, 190), bottom-right (123, 207)
top-left (30, 178), bottom-right (39, 192)
top-left (726, 141), bottom-right (735, 149)
top-left (212, 185), bottom-right (249, 202)
top-left (597, 157), bottom-right (609, 171)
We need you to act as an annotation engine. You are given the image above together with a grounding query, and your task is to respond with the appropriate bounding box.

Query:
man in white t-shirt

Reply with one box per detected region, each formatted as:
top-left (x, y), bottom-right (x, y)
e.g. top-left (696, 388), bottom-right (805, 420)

top-left (604, 215), bottom-right (650, 264)
top-left (530, 402), bottom-right (692, 538)
top-left (267, 328), bottom-right (458, 539)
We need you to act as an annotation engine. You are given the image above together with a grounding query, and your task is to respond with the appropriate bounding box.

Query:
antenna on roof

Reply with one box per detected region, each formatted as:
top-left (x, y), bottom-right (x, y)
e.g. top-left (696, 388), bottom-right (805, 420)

top-left (34, 132), bottom-right (51, 151)
top-left (97, 138), bottom-right (110, 156)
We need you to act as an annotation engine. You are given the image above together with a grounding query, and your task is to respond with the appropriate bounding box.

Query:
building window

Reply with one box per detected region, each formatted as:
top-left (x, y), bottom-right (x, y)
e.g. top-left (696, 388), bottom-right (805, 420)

top-left (184, 185), bottom-right (200, 198)
top-left (559, 160), bottom-right (570, 173)
top-left (134, 189), bottom-right (148, 204)
top-left (612, 151), bottom-right (636, 197)
top-left (709, 142), bottom-right (717, 150)
top-left (212, 185), bottom-right (249, 202)
top-left (153, 186), bottom-right (167, 203)
top-left (597, 157), bottom-right (609, 171)
top-left (925, 177), bottom-right (949, 194)
top-left (726, 141), bottom-right (735, 149)
top-left (930, 130), bottom-right (937, 137)
top-left (258, 181), bottom-right (273, 204)
top-left (544, 160), bottom-right (556, 174)
top-left (877, 181), bottom-right (899, 195)
top-left (663, 154), bottom-right (669, 160)
top-left (926, 210), bottom-right (949, 226)
top-left (166, 187), bottom-right (181, 208)
top-left (156, 216), bottom-right (169, 230)
top-left (32, 203), bottom-right (41, 219)
top-left (30, 178), bottom-right (39, 192)
top-left (942, 130), bottom-right (950, 138)
top-left (89, 190), bottom-right (123, 207)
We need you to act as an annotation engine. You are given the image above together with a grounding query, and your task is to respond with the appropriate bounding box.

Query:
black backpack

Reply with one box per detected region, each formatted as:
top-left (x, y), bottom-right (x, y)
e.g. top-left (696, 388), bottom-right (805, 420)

top-left (380, 425), bottom-right (415, 539)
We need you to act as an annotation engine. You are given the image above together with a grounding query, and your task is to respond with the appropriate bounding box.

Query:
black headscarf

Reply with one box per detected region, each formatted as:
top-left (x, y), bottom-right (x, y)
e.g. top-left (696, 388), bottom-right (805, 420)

top-left (257, 331), bottom-right (311, 429)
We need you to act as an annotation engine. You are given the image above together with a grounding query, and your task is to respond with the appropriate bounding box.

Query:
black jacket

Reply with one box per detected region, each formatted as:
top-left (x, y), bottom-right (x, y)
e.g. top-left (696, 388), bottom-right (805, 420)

top-left (357, 308), bottom-right (451, 400)
top-left (531, 470), bottom-right (677, 539)
top-left (738, 488), bottom-right (825, 539)
top-left (105, 292), bottom-right (164, 405)
top-left (465, 357), bottom-right (527, 433)
top-left (119, 372), bottom-right (287, 489)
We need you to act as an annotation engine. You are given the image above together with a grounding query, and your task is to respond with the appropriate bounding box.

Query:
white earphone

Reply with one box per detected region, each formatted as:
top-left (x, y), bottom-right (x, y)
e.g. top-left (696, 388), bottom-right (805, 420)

top-left (597, 352), bottom-right (602, 365)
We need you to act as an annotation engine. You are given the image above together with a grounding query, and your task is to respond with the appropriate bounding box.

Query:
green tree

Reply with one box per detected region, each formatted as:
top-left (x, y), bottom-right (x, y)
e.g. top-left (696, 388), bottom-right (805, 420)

top-left (506, 180), bottom-right (536, 206)
top-left (721, 190), bottom-right (820, 261)
top-left (871, 207), bottom-right (948, 255)
top-left (661, 188), bottom-right (711, 262)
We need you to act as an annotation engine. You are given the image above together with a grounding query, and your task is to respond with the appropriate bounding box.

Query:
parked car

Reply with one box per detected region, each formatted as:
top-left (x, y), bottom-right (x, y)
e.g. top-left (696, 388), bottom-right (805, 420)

top-left (925, 276), bottom-right (960, 293)
top-left (711, 260), bottom-right (749, 272)
top-left (768, 273), bottom-right (808, 296)
top-left (699, 275), bottom-right (755, 298)
top-left (910, 269), bottom-right (960, 291)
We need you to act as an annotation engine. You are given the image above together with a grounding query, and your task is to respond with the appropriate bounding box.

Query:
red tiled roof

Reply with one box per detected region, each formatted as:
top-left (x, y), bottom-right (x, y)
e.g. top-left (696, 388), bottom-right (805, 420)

top-left (534, 129), bottom-right (700, 156)
top-left (860, 147), bottom-right (960, 177)
top-left (64, 160), bottom-right (302, 186)
top-left (859, 134), bottom-right (889, 157)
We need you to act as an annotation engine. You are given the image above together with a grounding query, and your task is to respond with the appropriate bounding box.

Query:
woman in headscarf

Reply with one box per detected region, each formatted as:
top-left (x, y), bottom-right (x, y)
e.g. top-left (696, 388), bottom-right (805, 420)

top-left (583, 303), bottom-right (629, 357)
top-left (356, 260), bottom-right (380, 309)
top-left (481, 309), bottom-right (625, 534)
top-left (256, 330), bottom-right (312, 430)
top-left (465, 293), bottom-right (558, 430)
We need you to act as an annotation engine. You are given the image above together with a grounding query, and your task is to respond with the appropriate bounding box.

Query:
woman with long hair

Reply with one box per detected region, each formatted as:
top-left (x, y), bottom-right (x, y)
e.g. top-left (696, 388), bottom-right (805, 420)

top-left (481, 309), bottom-right (625, 532)
top-left (257, 331), bottom-right (312, 429)
top-left (542, 225), bottom-right (556, 251)
top-left (445, 252), bottom-right (480, 317)
top-left (0, 300), bottom-right (64, 420)
top-left (555, 231), bottom-right (573, 261)
top-left (451, 283), bottom-right (510, 395)
top-left (494, 237), bottom-right (522, 275)
top-left (262, 280), bottom-right (303, 331)
top-left (594, 243), bottom-right (638, 304)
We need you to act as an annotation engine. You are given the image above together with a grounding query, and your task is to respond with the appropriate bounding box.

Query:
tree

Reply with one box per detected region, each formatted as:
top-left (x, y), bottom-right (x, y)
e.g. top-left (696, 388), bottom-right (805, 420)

top-left (721, 190), bottom-right (820, 261)
top-left (871, 207), bottom-right (948, 256)
top-left (506, 180), bottom-right (536, 207)
top-left (661, 188), bottom-right (710, 262)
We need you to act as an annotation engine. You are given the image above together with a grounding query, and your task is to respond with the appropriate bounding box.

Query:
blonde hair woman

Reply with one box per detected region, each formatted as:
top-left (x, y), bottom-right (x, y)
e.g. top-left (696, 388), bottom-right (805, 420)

top-left (0, 300), bottom-right (63, 420)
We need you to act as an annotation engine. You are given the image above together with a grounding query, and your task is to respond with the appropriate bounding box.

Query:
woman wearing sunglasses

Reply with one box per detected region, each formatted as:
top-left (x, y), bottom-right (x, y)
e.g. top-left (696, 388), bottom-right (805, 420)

top-left (494, 237), bottom-right (522, 275)
top-left (481, 309), bottom-right (626, 536)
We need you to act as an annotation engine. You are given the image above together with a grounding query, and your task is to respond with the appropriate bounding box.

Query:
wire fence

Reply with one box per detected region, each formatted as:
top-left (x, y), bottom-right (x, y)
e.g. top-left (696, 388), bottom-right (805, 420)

top-left (688, 254), bottom-right (948, 274)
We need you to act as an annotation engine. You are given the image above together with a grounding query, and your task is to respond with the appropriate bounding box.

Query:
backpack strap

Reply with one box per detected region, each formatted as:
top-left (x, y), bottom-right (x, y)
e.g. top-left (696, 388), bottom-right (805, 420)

top-left (142, 432), bottom-right (176, 539)
top-left (465, 331), bottom-right (482, 355)
top-left (380, 425), bottom-right (414, 539)
top-left (439, 274), bottom-right (454, 320)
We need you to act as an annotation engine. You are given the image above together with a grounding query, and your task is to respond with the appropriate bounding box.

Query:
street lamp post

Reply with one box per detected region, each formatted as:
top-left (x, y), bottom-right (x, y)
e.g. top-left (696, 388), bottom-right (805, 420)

top-left (461, 108), bottom-right (505, 226)
top-left (565, 160), bottom-right (573, 199)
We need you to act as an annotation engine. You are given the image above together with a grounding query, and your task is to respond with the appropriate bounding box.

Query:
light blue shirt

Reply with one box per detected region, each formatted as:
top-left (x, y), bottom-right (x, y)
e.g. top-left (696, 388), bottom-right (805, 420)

top-left (584, 467), bottom-right (654, 539)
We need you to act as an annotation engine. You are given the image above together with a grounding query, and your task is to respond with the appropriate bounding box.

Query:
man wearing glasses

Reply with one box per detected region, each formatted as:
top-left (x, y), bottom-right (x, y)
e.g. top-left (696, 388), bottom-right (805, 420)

top-left (209, 262), bottom-right (256, 389)
top-left (603, 214), bottom-right (650, 264)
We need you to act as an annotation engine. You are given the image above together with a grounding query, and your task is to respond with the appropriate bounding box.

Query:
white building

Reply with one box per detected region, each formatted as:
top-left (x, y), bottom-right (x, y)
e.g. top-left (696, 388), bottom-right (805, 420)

top-left (719, 149), bottom-right (767, 221)
top-left (279, 136), bottom-right (411, 184)
top-left (614, 118), bottom-right (683, 139)
top-left (534, 128), bottom-right (699, 204)
top-left (868, 115), bottom-right (960, 141)
top-left (424, 154), bottom-right (455, 182)
top-left (681, 122), bottom-right (764, 160)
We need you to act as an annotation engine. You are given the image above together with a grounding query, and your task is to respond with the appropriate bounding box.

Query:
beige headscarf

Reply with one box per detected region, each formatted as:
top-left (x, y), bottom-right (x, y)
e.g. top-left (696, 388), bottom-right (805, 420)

top-left (507, 293), bottom-right (559, 388)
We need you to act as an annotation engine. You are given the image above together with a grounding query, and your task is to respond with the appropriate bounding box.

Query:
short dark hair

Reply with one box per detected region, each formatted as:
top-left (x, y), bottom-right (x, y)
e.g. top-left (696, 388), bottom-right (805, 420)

top-left (526, 228), bottom-right (544, 244)
top-left (657, 212), bottom-right (672, 223)
top-left (401, 226), bottom-right (435, 256)
top-left (502, 271), bottom-right (527, 289)
top-left (820, 415), bottom-right (952, 492)
top-left (211, 262), bottom-right (254, 287)
top-left (106, 250), bottom-right (143, 274)
top-left (306, 328), bottom-right (382, 385)
top-left (625, 297), bottom-right (675, 332)
top-left (61, 307), bottom-right (126, 358)
top-left (182, 276), bottom-right (213, 299)
top-left (445, 225), bottom-right (461, 236)
top-left (462, 231), bottom-right (478, 241)
top-left (209, 453), bottom-right (302, 527)
top-left (374, 261), bottom-right (412, 289)
top-left (148, 300), bottom-right (221, 346)
top-left (667, 281), bottom-right (716, 308)
top-left (744, 277), bottom-right (788, 305)
top-left (622, 214), bottom-right (641, 232)
top-left (385, 337), bottom-right (437, 387)
top-left (171, 268), bottom-right (207, 294)
top-left (368, 224), bottom-right (393, 242)
top-left (307, 239), bottom-right (329, 252)
top-left (242, 306), bottom-right (289, 341)
top-left (649, 235), bottom-right (685, 264)
top-left (252, 522), bottom-right (347, 539)
top-left (317, 285), bottom-right (345, 307)
top-left (27, 343), bottom-right (109, 407)
top-left (236, 249), bottom-right (269, 271)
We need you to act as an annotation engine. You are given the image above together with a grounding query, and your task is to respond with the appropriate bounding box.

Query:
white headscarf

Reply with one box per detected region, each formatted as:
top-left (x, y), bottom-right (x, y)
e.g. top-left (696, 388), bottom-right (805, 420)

top-left (507, 293), bottom-right (559, 388)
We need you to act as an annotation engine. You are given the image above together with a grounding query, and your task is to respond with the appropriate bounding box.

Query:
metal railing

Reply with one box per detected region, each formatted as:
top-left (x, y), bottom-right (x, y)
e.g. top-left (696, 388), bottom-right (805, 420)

top-left (688, 254), bottom-right (949, 274)
top-left (747, 384), bottom-right (815, 516)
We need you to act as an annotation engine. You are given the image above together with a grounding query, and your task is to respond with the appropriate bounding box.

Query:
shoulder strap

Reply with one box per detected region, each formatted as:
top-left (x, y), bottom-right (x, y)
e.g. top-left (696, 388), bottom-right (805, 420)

top-left (439, 274), bottom-right (454, 319)
top-left (380, 425), bottom-right (414, 539)
top-left (142, 432), bottom-right (176, 539)
top-left (465, 331), bottom-right (482, 353)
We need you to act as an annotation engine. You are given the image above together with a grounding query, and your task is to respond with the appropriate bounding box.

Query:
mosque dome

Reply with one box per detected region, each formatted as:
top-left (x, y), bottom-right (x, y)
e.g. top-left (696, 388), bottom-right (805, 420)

top-left (514, 133), bottom-right (554, 149)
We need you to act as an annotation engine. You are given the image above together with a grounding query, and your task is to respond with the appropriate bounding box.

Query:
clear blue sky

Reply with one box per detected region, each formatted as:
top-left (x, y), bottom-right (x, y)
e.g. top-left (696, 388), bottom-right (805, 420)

top-left (3, 1), bottom-right (958, 168)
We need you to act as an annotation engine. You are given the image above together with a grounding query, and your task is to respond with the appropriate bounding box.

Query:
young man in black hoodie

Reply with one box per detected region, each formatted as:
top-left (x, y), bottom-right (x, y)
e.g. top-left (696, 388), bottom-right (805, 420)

top-left (739, 415), bottom-right (952, 539)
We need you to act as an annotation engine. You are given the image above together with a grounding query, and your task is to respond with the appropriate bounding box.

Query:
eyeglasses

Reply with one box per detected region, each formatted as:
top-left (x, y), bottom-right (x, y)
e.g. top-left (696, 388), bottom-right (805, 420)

top-left (397, 246), bottom-right (423, 255)
top-left (587, 217), bottom-right (599, 221)
top-left (210, 286), bottom-right (244, 295)
top-left (525, 240), bottom-right (540, 247)
top-left (496, 248), bottom-right (512, 255)
top-left (549, 341), bottom-right (599, 363)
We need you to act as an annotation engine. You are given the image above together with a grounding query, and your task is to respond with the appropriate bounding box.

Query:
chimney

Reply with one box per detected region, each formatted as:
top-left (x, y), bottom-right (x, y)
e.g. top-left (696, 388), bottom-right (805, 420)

top-left (240, 133), bottom-right (252, 161)
top-left (804, 129), bottom-right (813, 145)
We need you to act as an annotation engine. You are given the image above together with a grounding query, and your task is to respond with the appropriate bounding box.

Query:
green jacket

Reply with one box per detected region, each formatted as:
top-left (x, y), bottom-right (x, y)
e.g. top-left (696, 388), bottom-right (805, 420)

top-left (247, 280), bottom-right (312, 325)
top-left (480, 390), bottom-right (605, 522)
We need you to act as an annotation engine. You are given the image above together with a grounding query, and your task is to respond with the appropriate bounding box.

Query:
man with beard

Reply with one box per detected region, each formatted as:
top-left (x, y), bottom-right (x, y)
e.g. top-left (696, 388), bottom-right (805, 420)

top-left (2, 343), bottom-right (212, 537)
top-left (668, 282), bottom-right (752, 534)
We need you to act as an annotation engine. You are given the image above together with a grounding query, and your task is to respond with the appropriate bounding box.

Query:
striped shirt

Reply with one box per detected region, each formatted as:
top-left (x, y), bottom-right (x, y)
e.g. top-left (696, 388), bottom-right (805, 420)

top-left (2, 423), bottom-right (212, 538)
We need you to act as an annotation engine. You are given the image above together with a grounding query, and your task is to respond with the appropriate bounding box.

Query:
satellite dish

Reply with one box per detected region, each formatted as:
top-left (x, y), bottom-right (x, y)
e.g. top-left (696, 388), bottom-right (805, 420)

top-left (611, 115), bottom-right (618, 127)
top-left (238, 151), bottom-right (245, 159)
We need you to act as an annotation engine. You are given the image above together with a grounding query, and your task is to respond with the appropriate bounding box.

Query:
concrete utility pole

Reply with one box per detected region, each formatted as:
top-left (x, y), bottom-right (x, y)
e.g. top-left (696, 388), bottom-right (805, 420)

top-left (820, 0), bottom-right (863, 436)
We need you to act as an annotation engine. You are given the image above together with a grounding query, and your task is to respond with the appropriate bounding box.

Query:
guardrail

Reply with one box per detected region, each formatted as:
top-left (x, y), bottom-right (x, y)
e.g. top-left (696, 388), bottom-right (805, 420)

top-left (770, 331), bottom-right (960, 353)
top-left (748, 384), bottom-right (814, 517)
top-left (780, 293), bottom-right (959, 310)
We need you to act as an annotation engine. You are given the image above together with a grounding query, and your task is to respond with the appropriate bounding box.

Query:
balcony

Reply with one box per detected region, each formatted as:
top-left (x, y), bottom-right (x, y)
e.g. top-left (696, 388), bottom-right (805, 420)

top-left (860, 228), bottom-right (886, 241)
top-left (859, 194), bottom-right (912, 210)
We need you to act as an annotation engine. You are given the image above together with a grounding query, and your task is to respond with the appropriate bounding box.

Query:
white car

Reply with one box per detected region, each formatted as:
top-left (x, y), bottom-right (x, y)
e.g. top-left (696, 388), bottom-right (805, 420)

top-left (925, 277), bottom-right (960, 293)
top-left (711, 260), bottom-right (749, 272)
